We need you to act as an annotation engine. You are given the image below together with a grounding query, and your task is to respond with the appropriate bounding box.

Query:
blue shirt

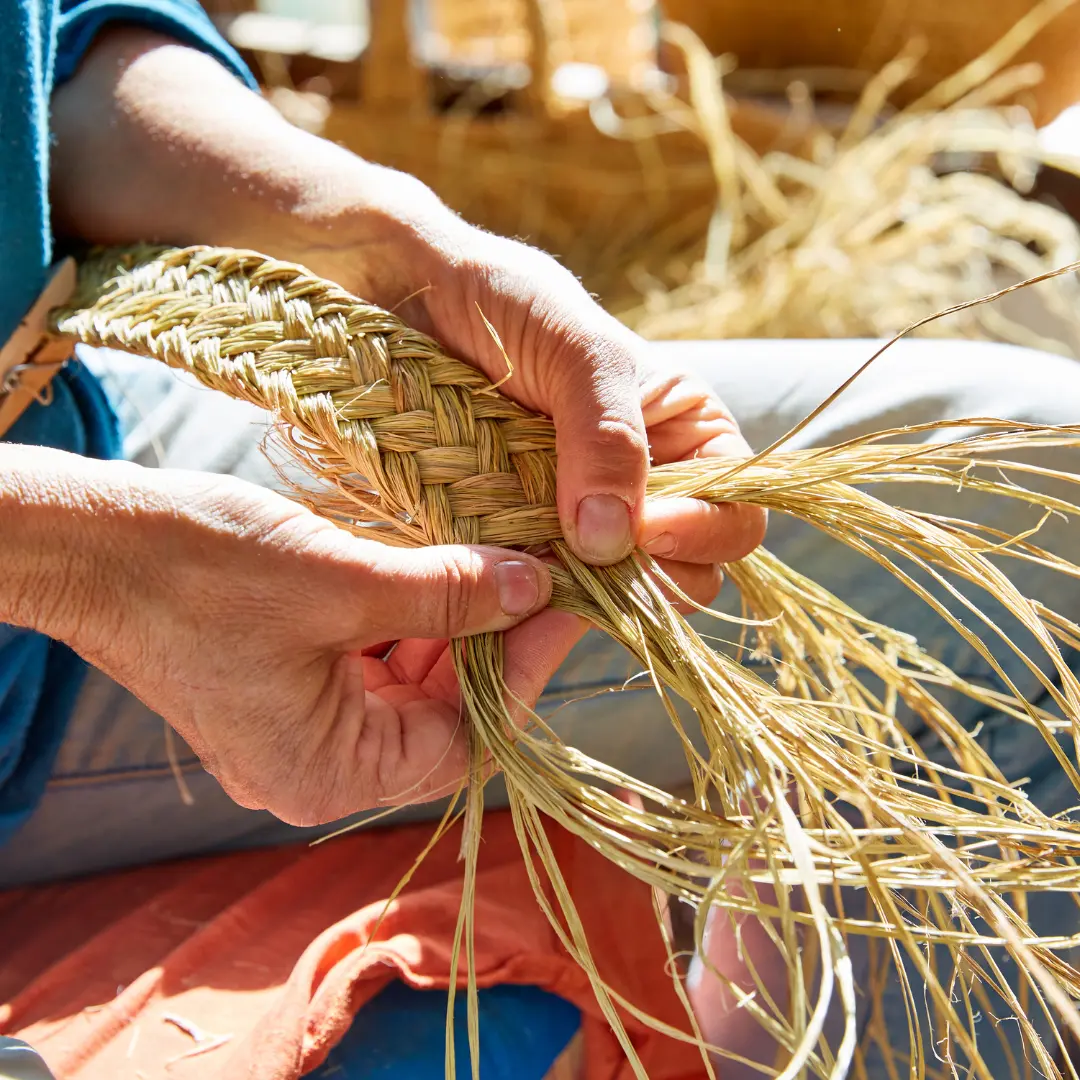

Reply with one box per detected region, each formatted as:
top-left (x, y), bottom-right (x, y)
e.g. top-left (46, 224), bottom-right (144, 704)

top-left (0, 1), bottom-right (253, 846)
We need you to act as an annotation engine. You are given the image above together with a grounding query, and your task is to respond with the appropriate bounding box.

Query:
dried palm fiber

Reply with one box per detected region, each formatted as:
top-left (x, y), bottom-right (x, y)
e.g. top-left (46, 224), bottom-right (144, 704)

top-left (571, 0), bottom-right (1080, 353)
top-left (50, 244), bottom-right (1080, 1079)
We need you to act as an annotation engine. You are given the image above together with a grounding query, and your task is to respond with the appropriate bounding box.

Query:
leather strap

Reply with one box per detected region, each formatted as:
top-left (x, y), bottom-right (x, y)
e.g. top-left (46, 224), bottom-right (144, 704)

top-left (0, 258), bottom-right (77, 439)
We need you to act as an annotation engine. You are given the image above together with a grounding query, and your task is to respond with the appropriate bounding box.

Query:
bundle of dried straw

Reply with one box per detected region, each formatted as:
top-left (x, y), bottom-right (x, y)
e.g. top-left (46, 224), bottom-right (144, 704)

top-left (48, 244), bottom-right (1080, 1078)
top-left (591, 0), bottom-right (1080, 356)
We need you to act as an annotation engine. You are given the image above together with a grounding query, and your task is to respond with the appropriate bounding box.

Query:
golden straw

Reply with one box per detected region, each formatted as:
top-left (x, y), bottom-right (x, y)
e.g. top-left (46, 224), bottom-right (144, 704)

top-left (49, 244), bottom-right (1080, 1078)
top-left (599, 0), bottom-right (1080, 359)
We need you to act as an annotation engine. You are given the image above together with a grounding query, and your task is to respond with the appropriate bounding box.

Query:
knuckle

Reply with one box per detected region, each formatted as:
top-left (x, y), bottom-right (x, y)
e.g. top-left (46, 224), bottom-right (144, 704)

top-left (549, 321), bottom-right (641, 388)
top-left (489, 238), bottom-right (575, 290)
top-left (600, 415), bottom-right (649, 450)
top-left (640, 364), bottom-right (728, 418)
top-left (588, 343), bottom-right (641, 392)
top-left (640, 362), bottom-right (693, 396)
top-left (591, 416), bottom-right (650, 467)
top-left (681, 373), bottom-right (723, 411)
top-left (440, 554), bottom-right (476, 638)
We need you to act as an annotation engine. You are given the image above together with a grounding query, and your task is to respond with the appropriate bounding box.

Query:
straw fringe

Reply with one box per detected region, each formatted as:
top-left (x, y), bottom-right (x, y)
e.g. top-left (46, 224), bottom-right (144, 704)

top-left (53, 245), bottom-right (1080, 1077)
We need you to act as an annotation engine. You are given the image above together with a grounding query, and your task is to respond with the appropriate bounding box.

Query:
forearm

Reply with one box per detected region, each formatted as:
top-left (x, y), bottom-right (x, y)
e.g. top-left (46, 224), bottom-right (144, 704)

top-left (49, 27), bottom-right (463, 305)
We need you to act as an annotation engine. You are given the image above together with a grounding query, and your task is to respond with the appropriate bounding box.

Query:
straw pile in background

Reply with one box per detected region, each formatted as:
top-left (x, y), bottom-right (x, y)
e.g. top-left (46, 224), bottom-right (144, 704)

top-left (599, 0), bottom-right (1080, 352)
top-left (51, 244), bottom-right (1080, 1079)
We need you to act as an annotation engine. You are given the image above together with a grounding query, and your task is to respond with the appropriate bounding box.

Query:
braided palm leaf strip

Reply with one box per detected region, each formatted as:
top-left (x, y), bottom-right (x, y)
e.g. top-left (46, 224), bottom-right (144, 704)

top-left (54, 245), bottom-right (1080, 1075)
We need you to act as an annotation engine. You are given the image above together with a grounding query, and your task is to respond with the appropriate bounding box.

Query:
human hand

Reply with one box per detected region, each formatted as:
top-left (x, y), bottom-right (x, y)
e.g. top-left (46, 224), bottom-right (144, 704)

top-left (1, 448), bottom-right (557, 825)
top-left (297, 213), bottom-right (768, 669)
top-left (50, 26), bottom-right (767, 742)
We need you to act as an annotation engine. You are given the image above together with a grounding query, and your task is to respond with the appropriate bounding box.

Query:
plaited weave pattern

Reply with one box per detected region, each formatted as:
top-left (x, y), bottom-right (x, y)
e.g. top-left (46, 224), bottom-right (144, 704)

top-left (60, 246), bottom-right (563, 551)
top-left (51, 243), bottom-right (1080, 1076)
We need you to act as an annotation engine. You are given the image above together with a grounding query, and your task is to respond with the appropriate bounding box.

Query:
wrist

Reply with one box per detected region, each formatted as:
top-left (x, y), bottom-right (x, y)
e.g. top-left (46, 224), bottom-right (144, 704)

top-left (273, 155), bottom-right (475, 307)
top-left (0, 446), bottom-right (137, 646)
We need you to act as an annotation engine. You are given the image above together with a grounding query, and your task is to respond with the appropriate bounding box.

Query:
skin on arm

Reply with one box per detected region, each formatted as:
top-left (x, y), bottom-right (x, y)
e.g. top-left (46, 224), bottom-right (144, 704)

top-left (49, 27), bottom-right (766, 574)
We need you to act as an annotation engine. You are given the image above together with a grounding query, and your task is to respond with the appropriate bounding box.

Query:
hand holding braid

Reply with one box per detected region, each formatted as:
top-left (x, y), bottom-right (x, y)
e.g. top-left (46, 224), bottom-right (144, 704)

top-left (36, 241), bottom-right (762, 827)
top-left (302, 224), bottom-right (767, 574)
top-left (0, 444), bottom-right (558, 824)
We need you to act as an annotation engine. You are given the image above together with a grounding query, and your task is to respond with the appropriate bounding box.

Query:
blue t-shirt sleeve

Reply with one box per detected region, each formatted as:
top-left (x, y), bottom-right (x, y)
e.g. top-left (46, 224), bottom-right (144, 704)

top-left (56, 0), bottom-right (257, 90)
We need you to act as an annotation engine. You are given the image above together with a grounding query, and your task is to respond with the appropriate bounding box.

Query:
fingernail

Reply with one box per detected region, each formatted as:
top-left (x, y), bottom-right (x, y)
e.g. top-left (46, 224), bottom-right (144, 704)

top-left (575, 494), bottom-right (633, 563)
top-left (494, 560), bottom-right (541, 616)
top-left (643, 532), bottom-right (677, 558)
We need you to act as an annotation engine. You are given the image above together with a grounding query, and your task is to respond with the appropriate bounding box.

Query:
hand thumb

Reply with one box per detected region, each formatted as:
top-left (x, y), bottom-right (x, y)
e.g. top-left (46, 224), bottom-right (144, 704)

top-left (361, 544), bottom-right (553, 642)
top-left (545, 324), bottom-right (649, 566)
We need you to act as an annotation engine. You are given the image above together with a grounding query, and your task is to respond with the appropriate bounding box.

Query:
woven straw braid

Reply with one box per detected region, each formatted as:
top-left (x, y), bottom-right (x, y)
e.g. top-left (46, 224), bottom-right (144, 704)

top-left (51, 244), bottom-right (1080, 1073)
top-left (59, 245), bottom-right (563, 551)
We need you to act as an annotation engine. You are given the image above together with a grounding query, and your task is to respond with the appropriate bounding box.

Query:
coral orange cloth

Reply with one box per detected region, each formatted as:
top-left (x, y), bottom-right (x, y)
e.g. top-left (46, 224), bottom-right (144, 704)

top-left (0, 812), bottom-right (705, 1080)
